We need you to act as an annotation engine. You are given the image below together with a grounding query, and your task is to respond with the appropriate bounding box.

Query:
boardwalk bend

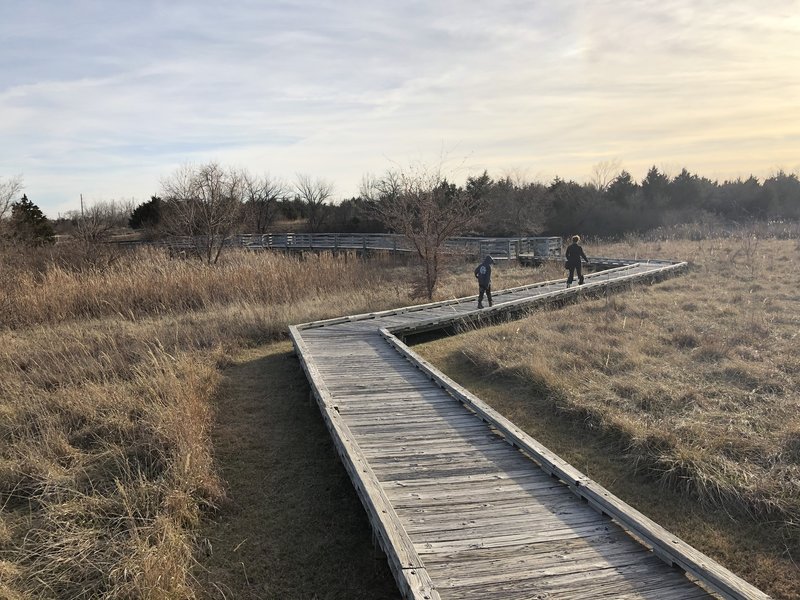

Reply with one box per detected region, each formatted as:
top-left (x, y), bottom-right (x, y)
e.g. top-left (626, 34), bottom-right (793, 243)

top-left (289, 260), bottom-right (770, 600)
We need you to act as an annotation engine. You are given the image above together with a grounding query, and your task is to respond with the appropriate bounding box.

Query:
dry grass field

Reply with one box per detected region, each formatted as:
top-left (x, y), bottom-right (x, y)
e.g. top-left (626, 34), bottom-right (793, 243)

top-left (416, 234), bottom-right (800, 598)
top-left (2, 233), bottom-right (798, 598)
top-left (0, 245), bottom-right (538, 599)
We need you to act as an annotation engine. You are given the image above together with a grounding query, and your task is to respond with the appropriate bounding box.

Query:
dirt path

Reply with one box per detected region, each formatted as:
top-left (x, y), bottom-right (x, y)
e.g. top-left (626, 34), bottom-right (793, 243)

top-left (195, 342), bottom-right (399, 600)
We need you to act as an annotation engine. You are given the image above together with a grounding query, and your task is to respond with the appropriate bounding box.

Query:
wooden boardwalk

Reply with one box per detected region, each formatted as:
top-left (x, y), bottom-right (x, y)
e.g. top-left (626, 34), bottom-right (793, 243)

top-left (290, 262), bottom-right (770, 600)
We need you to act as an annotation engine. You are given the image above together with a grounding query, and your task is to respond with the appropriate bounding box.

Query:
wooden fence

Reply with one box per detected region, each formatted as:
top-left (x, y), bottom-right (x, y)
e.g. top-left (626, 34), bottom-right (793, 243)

top-left (160, 233), bottom-right (562, 259)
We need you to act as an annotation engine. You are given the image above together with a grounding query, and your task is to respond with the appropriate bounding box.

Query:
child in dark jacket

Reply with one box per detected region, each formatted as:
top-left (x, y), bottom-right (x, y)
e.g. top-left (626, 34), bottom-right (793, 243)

top-left (474, 255), bottom-right (495, 308)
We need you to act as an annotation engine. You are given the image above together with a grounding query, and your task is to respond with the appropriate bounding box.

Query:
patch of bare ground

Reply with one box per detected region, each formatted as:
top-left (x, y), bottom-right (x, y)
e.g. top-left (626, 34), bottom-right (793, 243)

top-left (416, 236), bottom-right (799, 599)
top-left (194, 343), bottom-right (398, 599)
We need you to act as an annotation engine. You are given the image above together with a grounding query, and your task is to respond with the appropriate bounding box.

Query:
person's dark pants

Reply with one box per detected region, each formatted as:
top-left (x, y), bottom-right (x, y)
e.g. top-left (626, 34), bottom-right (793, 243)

top-left (567, 264), bottom-right (584, 286)
top-left (478, 284), bottom-right (492, 307)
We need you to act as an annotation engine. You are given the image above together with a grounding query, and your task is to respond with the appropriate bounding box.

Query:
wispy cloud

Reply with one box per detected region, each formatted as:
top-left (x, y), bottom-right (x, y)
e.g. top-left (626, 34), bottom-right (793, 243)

top-left (1, 0), bottom-right (799, 215)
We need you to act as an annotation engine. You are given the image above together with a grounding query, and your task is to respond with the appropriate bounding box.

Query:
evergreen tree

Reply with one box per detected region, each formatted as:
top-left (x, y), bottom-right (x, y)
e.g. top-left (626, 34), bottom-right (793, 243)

top-left (10, 195), bottom-right (55, 246)
top-left (466, 171), bottom-right (492, 200)
top-left (605, 171), bottom-right (638, 207)
top-left (763, 171), bottom-right (800, 219)
top-left (641, 166), bottom-right (670, 208)
top-left (129, 196), bottom-right (162, 229)
top-left (714, 176), bottom-right (766, 219)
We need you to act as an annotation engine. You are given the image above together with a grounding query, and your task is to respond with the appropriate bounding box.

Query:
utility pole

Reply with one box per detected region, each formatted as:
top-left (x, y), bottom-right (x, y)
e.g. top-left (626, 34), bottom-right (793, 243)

top-left (80, 194), bottom-right (84, 217)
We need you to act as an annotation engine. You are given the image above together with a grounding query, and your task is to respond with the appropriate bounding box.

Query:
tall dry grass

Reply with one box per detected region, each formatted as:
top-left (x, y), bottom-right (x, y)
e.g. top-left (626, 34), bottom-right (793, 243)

top-left (0, 246), bottom-right (541, 598)
top-left (1, 248), bottom-right (391, 328)
top-left (0, 325), bottom-right (224, 599)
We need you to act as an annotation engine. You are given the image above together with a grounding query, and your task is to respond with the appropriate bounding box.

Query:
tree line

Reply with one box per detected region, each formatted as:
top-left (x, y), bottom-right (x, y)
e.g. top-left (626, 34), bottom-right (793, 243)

top-left (3, 164), bottom-right (800, 250)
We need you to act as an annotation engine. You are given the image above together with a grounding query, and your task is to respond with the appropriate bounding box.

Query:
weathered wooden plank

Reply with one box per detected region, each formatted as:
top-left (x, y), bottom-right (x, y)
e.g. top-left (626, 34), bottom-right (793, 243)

top-left (335, 397), bottom-right (467, 415)
top-left (391, 485), bottom-right (578, 513)
top-left (338, 401), bottom-right (473, 415)
top-left (326, 393), bottom-right (459, 406)
top-left (315, 358), bottom-right (417, 368)
top-left (361, 443), bottom-right (514, 461)
top-left (343, 415), bottom-right (482, 429)
top-left (352, 418), bottom-right (487, 432)
top-left (384, 468), bottom-right (541, 488)
top-left (409, 512), bottom-right (608, 543)
top-left (393, 492), bottom-right (582, 520)
top-left (399, 501), bottom-right (590, 528)
top-left (324, 381), bottom-right (455, 393)
top-left (385, 473), bottom-right (568, 499)
top-left (356, 431), bottom-right (503, 448)
top-left (358, 435), bottom-right (503, 451)
top-left (323, 381), bottom-right (442, 392)
top-left (420, 529), bottom-right (637, 565)
top-left (371, 458), bottom-right (547, 481)
top-left (415, 522), bottom-right (616, 554)
top-left (329, 391), bottom-right (463, 403)
top-left (371, 445), bottom-right (540, 474)
top-left (388, 485), bottom-right (575, 511)
top-left (421, 531), bottom-right (643, 572)
top-left (348, 415), bottom-right (488, 430)
top-left (367, 449), bottom-right (535, 472)
top-left (357, 428), bottom-right (511, 446)
top-left (438, 565), bottom-right (710, 600)
top-left (430, 550), bottom-right (684, 589)
top-left (351, 422), bottom-right (497, 438)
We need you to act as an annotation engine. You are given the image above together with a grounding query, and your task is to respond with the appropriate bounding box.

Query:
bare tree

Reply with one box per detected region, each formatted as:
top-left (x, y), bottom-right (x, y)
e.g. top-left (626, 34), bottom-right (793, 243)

top-left (68, 198), bottom-right (136, 243)
top-left (71, 202), bottom-right (117, 243)
top-left (363, 163), bottom-right (485, 300)
top-left (1, 175), bottom-right (24, 232)
top-left (161, 162), bottom-right (244, 264)
top-left (243, 172), bottom-right (285, 233)
top-left (361, 171), bottom-right (401, 202)
top-left (294, 174), bottom-right (333, 233)
top-left (590, 159), bottom-right (622, 195)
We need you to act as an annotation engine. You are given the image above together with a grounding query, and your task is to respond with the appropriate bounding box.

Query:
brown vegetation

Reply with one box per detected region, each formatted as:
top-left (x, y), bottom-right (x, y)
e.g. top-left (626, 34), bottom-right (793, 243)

top-left (0, 246), bottom-right (537, 598)
top-left (417, 234), bottom-right (800, 598)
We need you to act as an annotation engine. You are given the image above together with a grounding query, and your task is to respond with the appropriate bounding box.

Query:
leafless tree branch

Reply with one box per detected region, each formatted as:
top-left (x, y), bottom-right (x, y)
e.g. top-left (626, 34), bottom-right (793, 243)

top-left (365, 163), bottom-right (486, 299)
top-left (294, 174), bottom-right (334, 233)
top-left (243, 172), bottom-right (285, 233)
top-left (161, 162), bottom-right (245, 264)
top-left (0, 175), bottom-right (24, 226)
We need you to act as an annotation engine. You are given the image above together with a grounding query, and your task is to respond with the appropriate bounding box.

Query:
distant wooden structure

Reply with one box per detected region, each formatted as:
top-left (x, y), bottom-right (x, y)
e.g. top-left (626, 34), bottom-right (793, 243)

top-left (290, 261), bottom-right (771, 599)
top-left (159, 233), bottom-right (563, 260)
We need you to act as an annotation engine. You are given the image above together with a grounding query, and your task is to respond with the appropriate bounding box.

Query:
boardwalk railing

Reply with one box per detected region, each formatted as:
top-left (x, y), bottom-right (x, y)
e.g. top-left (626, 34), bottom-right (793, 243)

top-left (160, 233), bottom-right (563, 259)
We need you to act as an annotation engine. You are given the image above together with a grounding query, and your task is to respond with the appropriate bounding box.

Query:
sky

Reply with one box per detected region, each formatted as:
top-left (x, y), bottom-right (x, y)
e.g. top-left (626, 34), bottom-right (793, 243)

top-left (2, 0), bottom-right (799, 217)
